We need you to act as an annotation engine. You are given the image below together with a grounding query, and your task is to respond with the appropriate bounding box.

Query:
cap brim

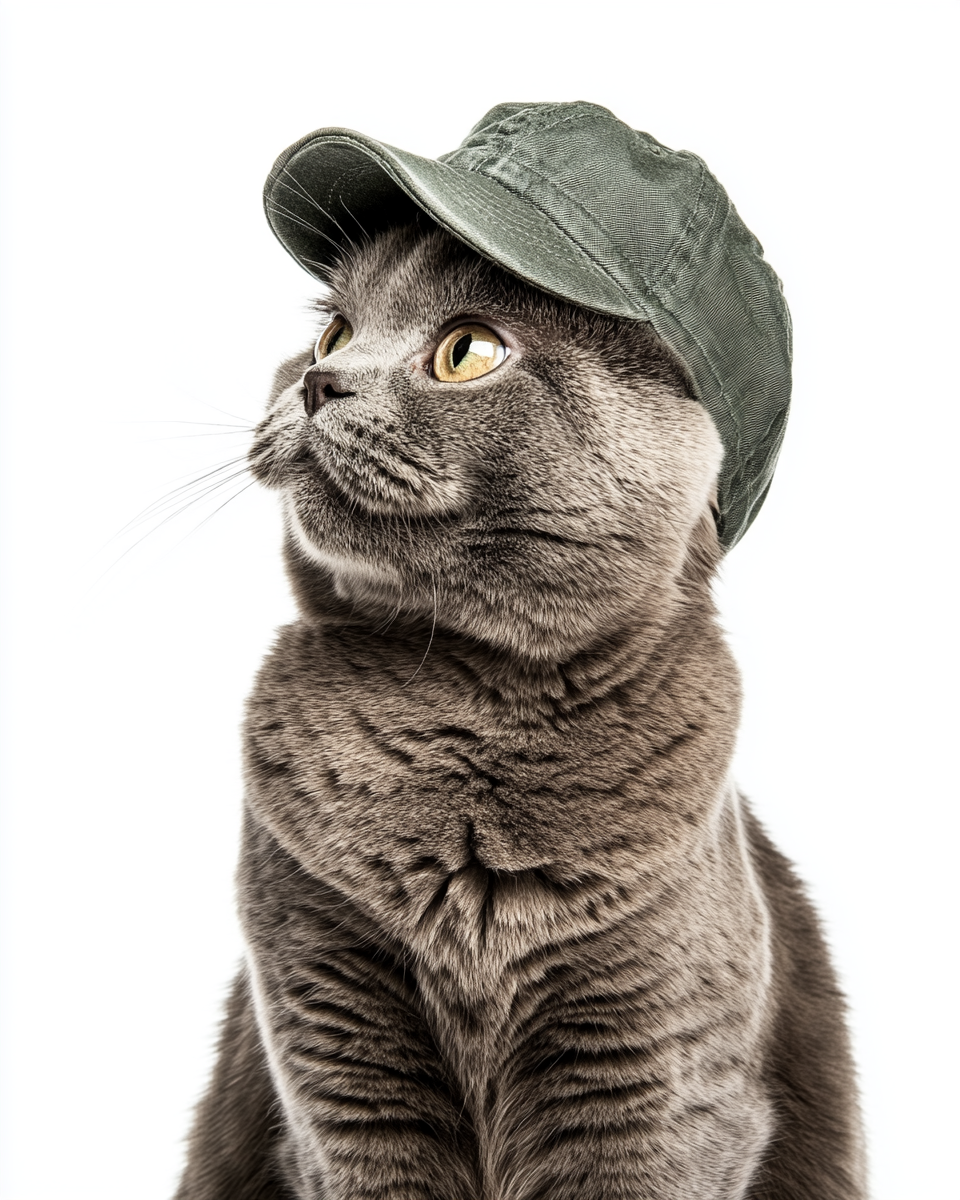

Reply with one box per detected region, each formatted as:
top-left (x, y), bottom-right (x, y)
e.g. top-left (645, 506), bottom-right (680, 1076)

top-left (263, 129), bottom-right (650, 321)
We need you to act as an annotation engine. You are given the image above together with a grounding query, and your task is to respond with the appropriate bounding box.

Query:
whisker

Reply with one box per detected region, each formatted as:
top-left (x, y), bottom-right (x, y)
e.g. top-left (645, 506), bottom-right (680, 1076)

top-left (145, 459), bottom-right (251, 510)
top-left (117, 467), bottom-right (252, 544)
top-left (145, 430), bottom-right (253, 442)
top-left (197, 400), bottom-right (257, 423)
top-left (158, 461), bottom-right (250, 505)
top-left (265, 200), bottom-right (352, 257)
top-left (403, 577), bottom-right (437, 687)
top-left (119, 420), bottom-right (252, 430)
top-left (277, 170), bottom-right (362, 253)
top-left (93, 470), bottom-right (253, 584)
top-left (109, 456), bottom-right (250, 541)
top-left (339, 197), bottom-right (373, 245)
top-left (172, 480), bottom-right (258, 547)
top-left (101, 473), bottom-right (247, 555)
top-left (299, 254), bottom-right (337, 274)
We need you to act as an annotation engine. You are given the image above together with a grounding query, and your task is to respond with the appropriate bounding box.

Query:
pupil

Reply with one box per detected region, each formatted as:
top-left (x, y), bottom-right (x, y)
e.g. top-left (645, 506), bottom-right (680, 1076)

top-left (451, 335), bottom-right (472, 368)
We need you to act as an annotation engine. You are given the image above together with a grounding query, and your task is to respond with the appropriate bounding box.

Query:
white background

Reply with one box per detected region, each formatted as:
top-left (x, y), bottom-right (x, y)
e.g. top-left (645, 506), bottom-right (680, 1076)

top-left (1, 2), bottom-right (957, 1197)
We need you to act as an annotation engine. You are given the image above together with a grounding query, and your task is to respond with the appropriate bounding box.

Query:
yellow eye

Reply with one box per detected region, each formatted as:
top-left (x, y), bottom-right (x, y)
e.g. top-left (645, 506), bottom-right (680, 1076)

top-left (315, 315), bottom-right (353, 361)
top-left (433, 324), bottom-right (507, 383)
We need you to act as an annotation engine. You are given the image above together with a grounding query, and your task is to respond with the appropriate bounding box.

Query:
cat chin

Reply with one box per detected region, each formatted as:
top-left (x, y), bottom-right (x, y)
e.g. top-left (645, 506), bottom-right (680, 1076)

top-left (285, 503), bottom-right (403, 595)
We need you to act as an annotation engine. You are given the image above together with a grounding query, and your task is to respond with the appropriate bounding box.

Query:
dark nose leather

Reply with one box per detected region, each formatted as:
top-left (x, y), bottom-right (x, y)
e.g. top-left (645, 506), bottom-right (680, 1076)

top-left (303, 369), bottom-right (356, 417)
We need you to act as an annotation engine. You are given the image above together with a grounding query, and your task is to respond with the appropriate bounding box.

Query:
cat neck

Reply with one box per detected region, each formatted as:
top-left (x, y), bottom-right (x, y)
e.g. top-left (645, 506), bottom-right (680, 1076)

top-left (279, 522), bottom-right (736, 725)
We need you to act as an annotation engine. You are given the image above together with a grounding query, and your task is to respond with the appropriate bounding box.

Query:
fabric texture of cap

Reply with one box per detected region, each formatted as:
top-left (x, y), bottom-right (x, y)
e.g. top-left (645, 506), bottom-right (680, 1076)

top-left (264, 101), bottom-right (792, 549)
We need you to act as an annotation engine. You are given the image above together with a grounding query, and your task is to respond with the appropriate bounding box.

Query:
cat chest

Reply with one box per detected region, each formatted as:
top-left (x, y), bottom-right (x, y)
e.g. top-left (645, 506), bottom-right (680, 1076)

top-left (243, 692), bottom-right (640, 886)
top-left (240, 804), bottom-right (773, 1170)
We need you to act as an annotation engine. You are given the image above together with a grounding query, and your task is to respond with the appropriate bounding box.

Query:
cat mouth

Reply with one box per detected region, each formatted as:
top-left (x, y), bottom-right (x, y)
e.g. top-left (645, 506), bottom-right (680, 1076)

top-left (296, 433), bottom-right (469, 522)
top-left (291, 447), bottom-right (355, 510)
top-left (292, 443), bottom-right (398, 516)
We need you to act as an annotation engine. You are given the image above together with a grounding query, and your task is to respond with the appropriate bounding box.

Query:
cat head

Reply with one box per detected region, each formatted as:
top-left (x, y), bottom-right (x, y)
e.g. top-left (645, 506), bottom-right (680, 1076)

top-left (249, 222), bottom-right (723, 661)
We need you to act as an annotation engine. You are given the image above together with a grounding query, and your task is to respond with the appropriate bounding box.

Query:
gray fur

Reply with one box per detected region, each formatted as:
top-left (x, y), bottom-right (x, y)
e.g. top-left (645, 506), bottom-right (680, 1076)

top-left (175, 225), bottom-right (866, 1199)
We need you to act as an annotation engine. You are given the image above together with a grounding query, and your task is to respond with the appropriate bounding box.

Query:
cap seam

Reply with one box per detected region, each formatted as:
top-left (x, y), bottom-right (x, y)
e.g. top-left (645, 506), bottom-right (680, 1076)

top-left (653, 155), bottom-right (710, 292)
top-left (467, 155), bottom-right (651, 316)
top-left (458, 106), bottom-right (599, 165)
top-left (433, 183), bottom-right (638, 309)
top-left (653, 206), bottom-right (748, 467)
top-left (663, 169), bottom-right (728, 297)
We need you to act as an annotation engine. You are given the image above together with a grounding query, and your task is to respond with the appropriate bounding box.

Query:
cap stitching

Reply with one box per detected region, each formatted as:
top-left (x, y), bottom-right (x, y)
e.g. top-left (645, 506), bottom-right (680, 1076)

top-left (650, 193), bottom-right (745, 466)
top-left (425, 178), bottom-right (634, 299)
top-left (653, 155), bottom-right (709, 292)
top-left (467, 155), bottom-right (649, 313)
top-left (466, 105), bottom-right (593, 162)
top-left (664, 167), bottom-right (727, 296)
top-left (451, 107), bottom-right (606, 178)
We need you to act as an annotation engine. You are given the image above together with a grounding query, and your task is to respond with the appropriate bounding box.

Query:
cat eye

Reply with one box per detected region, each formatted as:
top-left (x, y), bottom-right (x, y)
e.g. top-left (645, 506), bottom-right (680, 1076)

top-left (315, 315), bottom-right (353, 361)
top-left (433, 324), bottom-right (507, 383)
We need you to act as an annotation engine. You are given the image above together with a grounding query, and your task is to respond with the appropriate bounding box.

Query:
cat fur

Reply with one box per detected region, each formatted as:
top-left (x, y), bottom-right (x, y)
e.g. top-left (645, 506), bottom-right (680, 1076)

top-left (174, 223), bottom-right (866, 1200)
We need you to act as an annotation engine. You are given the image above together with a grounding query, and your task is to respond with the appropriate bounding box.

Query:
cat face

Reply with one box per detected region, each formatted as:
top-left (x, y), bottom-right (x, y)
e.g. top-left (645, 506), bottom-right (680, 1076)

top-left (249, 224), bottom-right (723, 659)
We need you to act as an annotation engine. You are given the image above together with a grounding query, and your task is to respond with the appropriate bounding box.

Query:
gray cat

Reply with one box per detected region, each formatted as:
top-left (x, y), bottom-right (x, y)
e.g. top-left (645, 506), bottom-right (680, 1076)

top-left (174, 221), bottom-right (866, 1199)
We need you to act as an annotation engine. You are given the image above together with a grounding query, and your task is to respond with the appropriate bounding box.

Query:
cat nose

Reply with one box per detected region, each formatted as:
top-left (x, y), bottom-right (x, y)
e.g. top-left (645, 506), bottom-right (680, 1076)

top-left (303, 369), bottom-right (356, 417)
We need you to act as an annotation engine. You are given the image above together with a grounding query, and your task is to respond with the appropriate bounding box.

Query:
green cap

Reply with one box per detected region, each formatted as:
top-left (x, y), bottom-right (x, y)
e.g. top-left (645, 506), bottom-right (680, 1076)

top-left (264, 101), bottom-right (791, 548)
